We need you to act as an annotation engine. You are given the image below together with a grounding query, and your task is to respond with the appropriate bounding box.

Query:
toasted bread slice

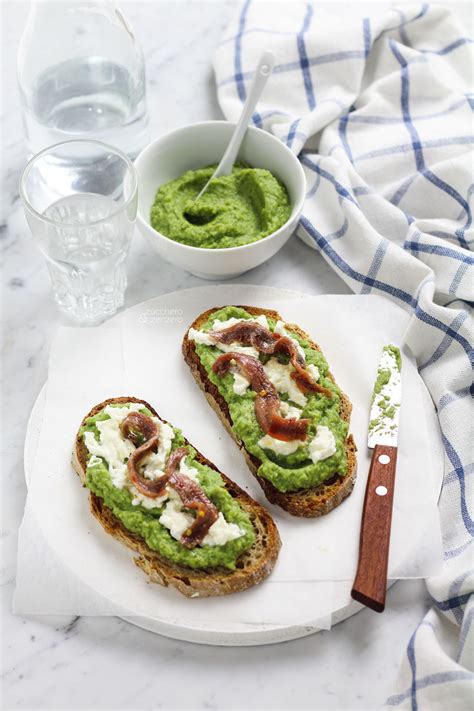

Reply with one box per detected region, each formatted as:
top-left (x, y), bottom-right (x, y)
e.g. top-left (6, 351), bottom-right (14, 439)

top-left (73, 396), bottom-right (281, 598)
top-left (183, 307), bottom-right (357, 518)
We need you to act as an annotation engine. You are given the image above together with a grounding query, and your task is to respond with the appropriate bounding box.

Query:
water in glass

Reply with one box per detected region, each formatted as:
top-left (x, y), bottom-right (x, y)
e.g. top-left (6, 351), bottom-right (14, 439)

top-left (23, 57), bottom-right (148, 159)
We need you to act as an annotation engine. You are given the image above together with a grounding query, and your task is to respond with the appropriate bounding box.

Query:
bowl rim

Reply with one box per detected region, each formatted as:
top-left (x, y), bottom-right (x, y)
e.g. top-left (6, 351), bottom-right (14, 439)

top-left (134, 120), bottom-right (306, 254)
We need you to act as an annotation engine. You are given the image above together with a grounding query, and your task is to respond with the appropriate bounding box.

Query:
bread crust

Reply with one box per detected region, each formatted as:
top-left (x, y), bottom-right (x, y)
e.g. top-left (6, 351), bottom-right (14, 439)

top-left (73, 396), bottom-right (281, 598)
top-left (182, 306), bottom-right (357, 517)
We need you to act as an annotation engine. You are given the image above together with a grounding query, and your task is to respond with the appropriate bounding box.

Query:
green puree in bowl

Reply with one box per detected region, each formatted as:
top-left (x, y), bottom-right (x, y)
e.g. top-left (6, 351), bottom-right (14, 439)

top-left (150, 163), bottom-right (292, 249)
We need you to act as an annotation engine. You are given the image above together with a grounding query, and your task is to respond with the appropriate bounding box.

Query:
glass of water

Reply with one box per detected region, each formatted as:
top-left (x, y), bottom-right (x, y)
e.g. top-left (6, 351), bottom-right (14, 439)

top-left (20, 139), bottom-right (138, 324)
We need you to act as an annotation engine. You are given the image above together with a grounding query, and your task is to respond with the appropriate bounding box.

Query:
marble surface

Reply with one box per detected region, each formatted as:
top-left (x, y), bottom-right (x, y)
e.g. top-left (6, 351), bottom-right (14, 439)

top-left (0, 2), bottom-right (440, 709)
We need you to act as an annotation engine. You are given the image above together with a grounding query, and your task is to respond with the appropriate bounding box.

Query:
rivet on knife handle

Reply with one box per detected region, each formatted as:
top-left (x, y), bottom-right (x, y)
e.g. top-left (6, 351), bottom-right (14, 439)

top-left (351, 443), bottom-right (398, 612)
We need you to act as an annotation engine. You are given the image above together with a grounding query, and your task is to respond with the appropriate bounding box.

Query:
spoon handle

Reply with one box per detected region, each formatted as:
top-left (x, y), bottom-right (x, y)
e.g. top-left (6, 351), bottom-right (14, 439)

top-left (215, 50), bottom-right (275, 177)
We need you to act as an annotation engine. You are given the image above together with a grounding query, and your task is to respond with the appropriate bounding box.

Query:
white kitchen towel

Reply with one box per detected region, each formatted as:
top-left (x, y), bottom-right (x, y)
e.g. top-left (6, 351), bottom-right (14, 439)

top-left (215, 2), bottom-right (473, 708)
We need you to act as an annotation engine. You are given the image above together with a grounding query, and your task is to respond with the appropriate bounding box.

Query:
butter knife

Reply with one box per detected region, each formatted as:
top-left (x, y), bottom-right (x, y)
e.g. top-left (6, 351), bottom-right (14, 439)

top-left (351, 345), bottom-right (402, 612)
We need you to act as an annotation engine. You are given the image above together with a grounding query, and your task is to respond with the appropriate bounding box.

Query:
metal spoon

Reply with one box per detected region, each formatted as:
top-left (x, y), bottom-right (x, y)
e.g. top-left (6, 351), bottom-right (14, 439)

top-left (195, 49), bottom-right (276, 201)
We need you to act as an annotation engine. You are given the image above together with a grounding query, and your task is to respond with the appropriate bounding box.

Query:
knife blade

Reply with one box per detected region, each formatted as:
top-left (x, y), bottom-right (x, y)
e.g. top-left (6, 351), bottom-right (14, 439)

top-left (351, 345), bottom-right (402, 613)
top-left (367, 345), bottom-right (401, 449)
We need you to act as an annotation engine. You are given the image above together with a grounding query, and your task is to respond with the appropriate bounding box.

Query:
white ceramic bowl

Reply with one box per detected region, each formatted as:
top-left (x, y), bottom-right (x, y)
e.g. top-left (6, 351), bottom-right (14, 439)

top-left (134, 121), bottom-right (306, 279)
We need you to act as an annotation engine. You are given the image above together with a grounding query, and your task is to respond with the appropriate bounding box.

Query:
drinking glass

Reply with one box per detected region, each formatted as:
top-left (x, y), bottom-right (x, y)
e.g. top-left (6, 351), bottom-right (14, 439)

top-left (20, 139), bottom-right (138, 323)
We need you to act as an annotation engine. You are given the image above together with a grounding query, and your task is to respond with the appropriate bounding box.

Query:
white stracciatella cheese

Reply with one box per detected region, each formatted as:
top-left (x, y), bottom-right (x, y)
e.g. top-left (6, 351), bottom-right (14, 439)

top-left (307, 363), bottom-right (320, 382)
top-left (263, 359), bottom-right (307, 407)
top-left (178, 457), bottom-right (200, 482)
top-left (230, 366), bottom-right (252, 396)
top-left (279, 401), bottom-right (302, 419)
top-left (258, 424), bottom-right (336, 462)
top-left (308, 426), bottom-right (337, 463)
top-left (257, 435), bottom-right (304, 455)
top-left (203, 513), bottom-right (244, 546)
top-left (212, 315), bottom-right (269, 331)
top-left (261, 351), bottom-right (319, 407)
top-left (158, 494), bottom-right (190, 541)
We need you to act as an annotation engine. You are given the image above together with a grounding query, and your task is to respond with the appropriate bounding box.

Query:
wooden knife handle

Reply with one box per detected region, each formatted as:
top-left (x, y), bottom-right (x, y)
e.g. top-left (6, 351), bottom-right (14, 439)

top-left (351, 444), bottom-right (398, 612)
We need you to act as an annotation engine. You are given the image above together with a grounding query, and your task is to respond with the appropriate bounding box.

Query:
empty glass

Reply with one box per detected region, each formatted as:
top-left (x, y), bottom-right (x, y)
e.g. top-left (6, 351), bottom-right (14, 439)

top-left (20, 139), bottom-right (138, 323)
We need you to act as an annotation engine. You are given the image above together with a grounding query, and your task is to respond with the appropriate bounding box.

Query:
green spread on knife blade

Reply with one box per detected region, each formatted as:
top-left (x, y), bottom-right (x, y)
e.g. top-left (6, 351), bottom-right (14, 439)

top-left (368, 345), bottom-right (402, 434)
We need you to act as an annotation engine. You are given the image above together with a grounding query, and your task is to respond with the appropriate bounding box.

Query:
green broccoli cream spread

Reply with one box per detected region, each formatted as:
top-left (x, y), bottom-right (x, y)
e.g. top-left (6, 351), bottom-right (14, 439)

top-left (150, 163), bottom-right (292, 249)
top-left (81, 406), bottom-right (255, 570)
top-left (193, 307), bottom-right (349, 493)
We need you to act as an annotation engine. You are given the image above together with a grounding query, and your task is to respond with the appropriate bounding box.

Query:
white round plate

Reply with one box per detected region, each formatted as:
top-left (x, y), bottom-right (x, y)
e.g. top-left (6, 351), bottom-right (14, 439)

top-left (24, 285), bottom-right (443, 645)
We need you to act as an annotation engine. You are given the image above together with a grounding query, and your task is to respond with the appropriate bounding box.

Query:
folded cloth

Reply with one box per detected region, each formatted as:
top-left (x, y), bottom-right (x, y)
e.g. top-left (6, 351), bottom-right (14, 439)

top-left (215, 3), bottom-right (473, 708)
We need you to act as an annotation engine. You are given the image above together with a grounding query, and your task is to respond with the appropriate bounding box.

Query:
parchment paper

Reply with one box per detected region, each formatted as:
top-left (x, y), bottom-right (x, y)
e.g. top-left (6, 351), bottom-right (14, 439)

top-left (14, 291), bottom-right (443, 627)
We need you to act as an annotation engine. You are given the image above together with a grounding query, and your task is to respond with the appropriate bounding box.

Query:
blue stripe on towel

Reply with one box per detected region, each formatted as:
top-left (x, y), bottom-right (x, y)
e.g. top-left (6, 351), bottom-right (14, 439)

top-left (234, 0), bottom-right (250, 101)
top-left (297, 4), bottom-right (316, 110)
top-left (442, 434), bottom-right (474, 536)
